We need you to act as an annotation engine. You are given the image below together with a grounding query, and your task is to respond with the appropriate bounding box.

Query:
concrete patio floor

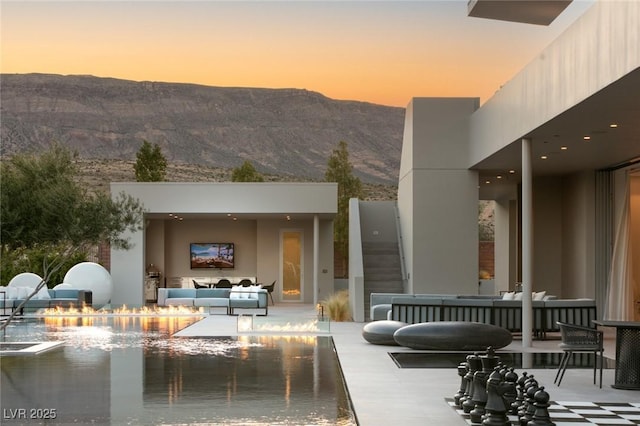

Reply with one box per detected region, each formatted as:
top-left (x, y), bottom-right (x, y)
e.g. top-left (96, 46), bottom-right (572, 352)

top-left (174, 303), bottom-right (639, 426)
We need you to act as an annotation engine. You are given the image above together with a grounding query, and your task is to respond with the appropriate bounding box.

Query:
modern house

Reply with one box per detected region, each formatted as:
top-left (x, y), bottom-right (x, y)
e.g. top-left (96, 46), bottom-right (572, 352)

top-left (349, 0), bottom-right (639, 333)
top-left (110, 182), bottom-right (337, 307)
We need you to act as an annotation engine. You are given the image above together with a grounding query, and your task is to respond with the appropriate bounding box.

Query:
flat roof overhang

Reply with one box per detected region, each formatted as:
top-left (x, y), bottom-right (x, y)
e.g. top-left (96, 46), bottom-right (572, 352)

top-left (111, 182), bottom-right (338, 221)
top-left (474, 68), bottom-right (640, 200)
top-left (467, 0), bottom-right (573, 26)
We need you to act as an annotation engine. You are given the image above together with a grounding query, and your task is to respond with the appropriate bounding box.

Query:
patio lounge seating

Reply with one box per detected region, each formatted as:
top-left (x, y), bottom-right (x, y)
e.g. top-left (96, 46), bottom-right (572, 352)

top-left (0, 288), bottom-right (93, 315)
top-left (370, 292), bottom-right (596, 338)
top-left (157, 287), bottom-right (268, 315)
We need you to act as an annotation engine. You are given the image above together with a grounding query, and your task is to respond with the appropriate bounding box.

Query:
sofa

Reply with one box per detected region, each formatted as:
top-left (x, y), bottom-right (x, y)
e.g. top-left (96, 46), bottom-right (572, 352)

top-left (0, 287), bottom-right (93, 315)
top-left (370, 292), bottom-right (596, 339)
top-left (157, 287), bottom-right (269, 315)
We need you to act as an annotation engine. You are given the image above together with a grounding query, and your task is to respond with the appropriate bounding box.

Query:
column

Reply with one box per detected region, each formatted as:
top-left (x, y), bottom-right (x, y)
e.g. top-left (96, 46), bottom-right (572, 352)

top-left (522, 138), bottom-right (533, 348)
top-left (313, 214), bottom-right (319, 305)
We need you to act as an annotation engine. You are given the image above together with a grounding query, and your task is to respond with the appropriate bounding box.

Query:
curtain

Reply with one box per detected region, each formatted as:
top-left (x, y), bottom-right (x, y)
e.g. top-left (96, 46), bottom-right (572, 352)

top-left (605, 171), bottom-right (633, 320)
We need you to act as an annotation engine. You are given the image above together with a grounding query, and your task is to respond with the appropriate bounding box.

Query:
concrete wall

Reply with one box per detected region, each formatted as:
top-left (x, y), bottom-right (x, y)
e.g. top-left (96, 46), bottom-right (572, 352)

top-left (532, 177), bottom-right (563, 297)
top-left (398, 98), bottom-right (480, 295)
top-left (494, 198), bottom-right (518, 293)
top-left (469, 0), bottom-right (640, 166)
top-left (163, 219), bottom-right (258, 279)
top-left (111, 182), bottom-right (337, 307)
top-left (359, 201), bottom-right (398, 244)
top-left (561, 171), bottom-right (596, 299)
top-left (349, 198), bottom-right (365, 322)
top-left (631, 175), bottom-right (640, 320)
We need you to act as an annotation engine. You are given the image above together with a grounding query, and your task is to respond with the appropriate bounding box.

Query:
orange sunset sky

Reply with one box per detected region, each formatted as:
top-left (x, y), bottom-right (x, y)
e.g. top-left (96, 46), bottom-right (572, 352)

top-left (1, 0), bottom-right (596, 107)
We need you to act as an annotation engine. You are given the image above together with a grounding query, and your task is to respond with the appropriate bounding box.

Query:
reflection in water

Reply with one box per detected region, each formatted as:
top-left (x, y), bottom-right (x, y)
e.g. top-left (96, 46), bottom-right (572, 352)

top-left (0, 318), bottom-right (356, 425)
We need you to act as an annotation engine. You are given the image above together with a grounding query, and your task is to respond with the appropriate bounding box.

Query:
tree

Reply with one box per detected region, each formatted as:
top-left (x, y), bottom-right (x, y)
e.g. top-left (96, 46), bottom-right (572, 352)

top-left (0, 143), bottom-right (146, 329)
top-left (325, 141), bottom-right (363, 277)
top-left (1, 143), bottom-right (146, 251)
top-left (134, 140), bottom-right (167, 182)
top-left (232, 160), bottom-right (264, 182)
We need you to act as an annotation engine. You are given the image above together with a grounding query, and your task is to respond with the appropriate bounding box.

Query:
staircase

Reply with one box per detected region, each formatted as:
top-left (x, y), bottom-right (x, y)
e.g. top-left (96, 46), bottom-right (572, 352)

top-left (363, 241), bottom-right (404, 320)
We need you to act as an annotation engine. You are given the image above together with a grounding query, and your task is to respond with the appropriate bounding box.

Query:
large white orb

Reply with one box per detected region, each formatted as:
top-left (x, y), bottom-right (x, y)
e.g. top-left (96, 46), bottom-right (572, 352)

top-left (8, 272), bottom-right (43, 288)
top-left (64, 262), bottom-right (113, 307)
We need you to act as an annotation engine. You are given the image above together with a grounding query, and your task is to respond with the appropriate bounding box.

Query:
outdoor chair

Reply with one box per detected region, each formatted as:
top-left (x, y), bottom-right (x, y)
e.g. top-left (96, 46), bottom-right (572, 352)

top-left (554, 321), bottom-right (604, 388)
top-left (262, 280), bottom-right (276, 305)
top-left (238, 279), bottom-right (252, 287)
top-left (216, 279), bottom-right (232, 288)
top-left (193, 280), bottom-right (208, 289)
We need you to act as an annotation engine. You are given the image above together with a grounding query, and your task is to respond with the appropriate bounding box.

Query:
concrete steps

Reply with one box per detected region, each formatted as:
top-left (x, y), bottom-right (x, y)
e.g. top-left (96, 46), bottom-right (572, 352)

top-left (362, 242), bottom-right (404, 321)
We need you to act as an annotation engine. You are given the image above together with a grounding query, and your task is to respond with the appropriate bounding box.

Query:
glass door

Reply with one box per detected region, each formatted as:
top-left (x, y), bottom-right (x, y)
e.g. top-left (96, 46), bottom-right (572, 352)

top-left (281, 230), bottom-right (303, 302)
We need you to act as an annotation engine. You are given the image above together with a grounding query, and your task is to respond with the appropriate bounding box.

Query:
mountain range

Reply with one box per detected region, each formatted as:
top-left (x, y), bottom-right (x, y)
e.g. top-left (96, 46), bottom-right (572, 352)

top-left (0, 73), bottom-right (405, 185)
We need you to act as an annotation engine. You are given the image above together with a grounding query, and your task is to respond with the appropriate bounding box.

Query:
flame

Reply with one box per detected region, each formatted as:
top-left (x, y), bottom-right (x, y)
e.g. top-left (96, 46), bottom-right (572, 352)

top-left (242, 319), bottom-right (326, 333)
top-left (39, 304), bottom-right (203, 317)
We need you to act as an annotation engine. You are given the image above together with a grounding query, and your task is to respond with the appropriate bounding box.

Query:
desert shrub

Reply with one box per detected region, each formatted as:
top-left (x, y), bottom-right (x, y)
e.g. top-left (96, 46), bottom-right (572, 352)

top-left (321, 290), bottom-right (351, 322)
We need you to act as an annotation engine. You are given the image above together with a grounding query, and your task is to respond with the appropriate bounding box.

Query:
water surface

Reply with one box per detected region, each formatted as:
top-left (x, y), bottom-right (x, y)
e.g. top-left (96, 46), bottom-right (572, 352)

top-left (1, 317), bottom-right (355, 425)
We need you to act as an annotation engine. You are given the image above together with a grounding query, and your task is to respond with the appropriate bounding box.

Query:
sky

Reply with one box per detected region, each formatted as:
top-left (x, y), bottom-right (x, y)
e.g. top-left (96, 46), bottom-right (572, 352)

top-left (1, 0), bottom-right (596, 107)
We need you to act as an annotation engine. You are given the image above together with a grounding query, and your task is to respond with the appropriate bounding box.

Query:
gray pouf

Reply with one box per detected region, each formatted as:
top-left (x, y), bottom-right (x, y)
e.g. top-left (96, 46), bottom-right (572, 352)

top-left (393, 321), bottom-right (513, 350)
top-left (362, 320), bottom-right (408, 345)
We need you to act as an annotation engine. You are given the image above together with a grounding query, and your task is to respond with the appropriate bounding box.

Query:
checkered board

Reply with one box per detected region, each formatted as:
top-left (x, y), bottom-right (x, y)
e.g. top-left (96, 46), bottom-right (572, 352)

top-left (446, 398), bottom-right (640, 425)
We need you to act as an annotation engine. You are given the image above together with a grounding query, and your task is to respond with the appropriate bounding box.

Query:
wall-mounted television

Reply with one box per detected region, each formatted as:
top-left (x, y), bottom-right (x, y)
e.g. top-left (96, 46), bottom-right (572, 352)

top-left (190, 243), bottom-right (235, 269)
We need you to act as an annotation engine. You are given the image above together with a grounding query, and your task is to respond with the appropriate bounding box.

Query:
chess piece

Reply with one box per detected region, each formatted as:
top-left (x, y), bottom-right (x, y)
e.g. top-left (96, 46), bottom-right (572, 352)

top-left (470, 347), bottom-right (500, 423)
top-left (482, 347), bottom-right (500, 372)
top-left (518, 374), bottom-right (537, 418)
top-left (482, 368), bottom-right (512, 426)
top-left (527, 386), bottom-right (555, 426)
top-left (455, 362), bottom-right (468, 406)
top-left (503, 368), bottom-right (519, 414)
top-left (511, 371), bottom-right (528, 415)
top-left (463, 353), bottom-right (483, 413)
top-left (520, 378), bottom-right (539, 426)
top-left (459, 356), bottom-right (473, 409)
top-left (470, 368), bottom-right (488, 423)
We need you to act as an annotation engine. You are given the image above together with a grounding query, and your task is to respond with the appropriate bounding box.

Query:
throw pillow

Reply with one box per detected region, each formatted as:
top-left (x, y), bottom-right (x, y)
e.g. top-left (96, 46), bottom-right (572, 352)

top-left (5, 286), bottom-right (18, 300)
top-left (240, 286), bottom-right (250, 299)
top-left (248, 285), bottom-right (261, 300)
top-left (230, 286), bottom-right (241, 300)
top-left (502, 292), bottom-right (515, 300)
top-left (533, 291), bottom-right (546, 301)
top-left (514, 292), bottom-right (523, 300)
top-left (35, 285), bottom-right (51, 300)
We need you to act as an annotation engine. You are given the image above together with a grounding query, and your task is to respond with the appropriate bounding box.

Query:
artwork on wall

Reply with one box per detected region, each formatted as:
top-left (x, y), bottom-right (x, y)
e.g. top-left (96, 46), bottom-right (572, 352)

top-left (190, 243), bottom-right (235, 269)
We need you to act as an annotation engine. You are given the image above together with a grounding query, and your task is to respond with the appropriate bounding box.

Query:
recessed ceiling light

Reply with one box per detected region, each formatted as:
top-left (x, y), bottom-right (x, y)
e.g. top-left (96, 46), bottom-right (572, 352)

top-left (561, 146), bottom-right (568, 150)
top-left (509, 170), bottom-right (515, 174)
top-left (541, 155), bottom-right (548, 160)
top-left (497, 175), bottom-right (502, 179)
top-left (583, 136), bottom-right (591, 140)
top-left (610, 123), bottom-right (618, 128)
top-left (485, 180), bottom-right (491, 184)
top-left (227, 213), bottom-right (232, 217)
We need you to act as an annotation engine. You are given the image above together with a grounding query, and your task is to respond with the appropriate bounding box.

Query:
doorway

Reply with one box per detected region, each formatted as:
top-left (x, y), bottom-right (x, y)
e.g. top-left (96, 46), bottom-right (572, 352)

top-left (281, 230), bottom-right (303, 302)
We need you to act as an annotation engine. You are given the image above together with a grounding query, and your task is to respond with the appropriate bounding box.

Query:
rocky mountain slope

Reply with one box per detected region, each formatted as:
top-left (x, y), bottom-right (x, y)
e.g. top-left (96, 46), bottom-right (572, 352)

top-left (1, 73), bottom-right (405, 184)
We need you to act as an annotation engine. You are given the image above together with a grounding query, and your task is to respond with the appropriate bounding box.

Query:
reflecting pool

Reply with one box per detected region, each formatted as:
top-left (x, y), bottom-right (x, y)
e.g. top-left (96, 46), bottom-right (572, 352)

top-left (0, 317), bottom-right (356, 425)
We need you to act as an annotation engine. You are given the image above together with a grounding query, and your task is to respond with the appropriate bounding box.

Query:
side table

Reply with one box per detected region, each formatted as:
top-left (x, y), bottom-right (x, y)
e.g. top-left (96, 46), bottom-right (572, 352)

top-left (593, 320), bottom-right (640, 390)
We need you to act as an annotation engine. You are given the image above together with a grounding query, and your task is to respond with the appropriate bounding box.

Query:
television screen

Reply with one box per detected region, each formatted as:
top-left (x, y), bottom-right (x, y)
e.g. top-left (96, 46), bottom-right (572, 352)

top-left (190, 243), bottom-right (235, 269)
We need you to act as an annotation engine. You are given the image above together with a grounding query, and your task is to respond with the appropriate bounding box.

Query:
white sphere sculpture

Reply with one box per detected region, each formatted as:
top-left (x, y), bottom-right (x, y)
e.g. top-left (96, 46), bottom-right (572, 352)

top-left (63, 262), bottom-right (113, 307)
top-left (8, 272), bottom-right (43, 288)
